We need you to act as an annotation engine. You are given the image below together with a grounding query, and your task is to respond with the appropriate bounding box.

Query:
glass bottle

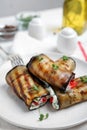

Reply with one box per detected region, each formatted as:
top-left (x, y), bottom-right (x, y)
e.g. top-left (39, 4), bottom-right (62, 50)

top-left (85, 0), bottom-right (87, 23)
top-left (62, 0), bottom-right (85, 35)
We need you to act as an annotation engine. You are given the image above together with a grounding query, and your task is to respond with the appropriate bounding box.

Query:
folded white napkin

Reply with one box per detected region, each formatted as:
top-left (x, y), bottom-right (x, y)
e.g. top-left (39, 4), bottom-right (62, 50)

top-left (11, 31), bottom-right (57, 56)
top-left (11, 31), bottom-right (87, 62)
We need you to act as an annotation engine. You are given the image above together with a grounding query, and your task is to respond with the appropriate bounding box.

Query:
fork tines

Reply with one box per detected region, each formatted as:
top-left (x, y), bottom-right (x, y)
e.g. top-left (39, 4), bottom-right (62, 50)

top-left (9, 55), bottom-right (24, 67)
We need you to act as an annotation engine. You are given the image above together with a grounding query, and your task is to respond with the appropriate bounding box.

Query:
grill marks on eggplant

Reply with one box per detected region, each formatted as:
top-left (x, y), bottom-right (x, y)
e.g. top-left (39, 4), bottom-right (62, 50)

top-left (27, 54), bottom-right (87, 110)
top-left (55, 56), bottom-right (76, 72)
top-left (55, 76), bottom-right (87, 109)
top-left (27, 54), bottom-right (75, 91)
top-left (5, 54), bottom-right (87, 111)
top-left (6, 65), bottom-right (49, 109)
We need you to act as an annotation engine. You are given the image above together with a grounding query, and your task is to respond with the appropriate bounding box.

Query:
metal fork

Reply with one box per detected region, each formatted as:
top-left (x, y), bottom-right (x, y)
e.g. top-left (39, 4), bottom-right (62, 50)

top-left (0, 46), bottom-right (24, 67)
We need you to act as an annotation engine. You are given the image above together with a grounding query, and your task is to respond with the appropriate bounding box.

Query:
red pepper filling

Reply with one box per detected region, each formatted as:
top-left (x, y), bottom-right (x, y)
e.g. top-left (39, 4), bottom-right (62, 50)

top-left (33, 97), bottom-right (47, 106)
top-left (41, 97), bottom-right (47, 103)
top-left (50, 97), bottom-right (53, 103)
top-left (69, 80), bottom-right (78, 89)
top-left (33, 101), bottom-right (39, 106)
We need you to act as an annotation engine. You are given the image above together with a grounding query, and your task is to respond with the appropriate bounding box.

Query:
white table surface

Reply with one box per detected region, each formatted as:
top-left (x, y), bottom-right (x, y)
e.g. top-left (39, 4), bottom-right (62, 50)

top-left (0, 8), bottom-right (87, 130)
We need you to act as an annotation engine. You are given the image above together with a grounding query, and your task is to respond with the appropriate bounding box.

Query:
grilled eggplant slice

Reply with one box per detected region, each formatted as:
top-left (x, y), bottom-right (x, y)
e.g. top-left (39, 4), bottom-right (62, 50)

top-left (6, 65), bottom-right (49, 110)
top-left (27, 54), bottom-right (75, 91)
top-left (55, 56), bottom-right (76, 72)
top-left (55, 76), bottom-right (87, 109)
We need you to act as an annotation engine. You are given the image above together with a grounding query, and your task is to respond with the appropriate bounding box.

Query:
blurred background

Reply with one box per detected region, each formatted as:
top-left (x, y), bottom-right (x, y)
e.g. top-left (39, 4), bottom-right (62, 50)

top-left (0, 0), bottom-right (64, 17)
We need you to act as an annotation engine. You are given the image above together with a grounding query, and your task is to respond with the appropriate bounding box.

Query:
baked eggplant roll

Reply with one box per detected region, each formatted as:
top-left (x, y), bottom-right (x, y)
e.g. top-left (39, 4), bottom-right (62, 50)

top-left (55, 76), bottom-right (87, 109)
top-left (5, 65), bottom-right (49, 110)
top-left (27, 54), bottom-right (75, 91)
top-left (55, 56), bottom-right (76, 72)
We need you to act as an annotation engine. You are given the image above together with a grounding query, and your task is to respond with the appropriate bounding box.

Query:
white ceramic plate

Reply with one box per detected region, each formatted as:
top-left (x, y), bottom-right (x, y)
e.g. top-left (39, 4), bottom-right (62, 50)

top-left (0, 52), bottom-right (87, 130)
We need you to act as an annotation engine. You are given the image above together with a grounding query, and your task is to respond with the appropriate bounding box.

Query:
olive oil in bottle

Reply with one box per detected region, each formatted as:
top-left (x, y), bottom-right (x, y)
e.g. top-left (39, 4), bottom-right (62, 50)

top-left (62, 0), bottom-right (85, 35)
top-left (85, 0), bottom-right (87, 22)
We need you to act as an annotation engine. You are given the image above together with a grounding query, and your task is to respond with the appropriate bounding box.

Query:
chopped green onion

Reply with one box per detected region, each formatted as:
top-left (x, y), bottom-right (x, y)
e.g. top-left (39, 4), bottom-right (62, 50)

top-left (62, 56), bottom-right (69, 61)
top-left (52, 64), bottom-right (59, 70)
top-left (80, 76), bottom-right (87, 83)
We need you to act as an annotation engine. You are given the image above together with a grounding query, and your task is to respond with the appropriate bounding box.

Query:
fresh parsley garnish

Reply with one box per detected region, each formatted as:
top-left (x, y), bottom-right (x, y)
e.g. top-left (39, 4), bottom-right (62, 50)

top-left (80, 76), bottom-right (87, 83)
top-left (39, 113), bottom-right (49, 121)
top-left (39, 57), bottom-right (43, 61)
top-left (38, 57), bottom-right (43, 61)
top-left (62, 56), bottom-right (69, 61)
top-left (33, 85), bottom-right (39, 91)
top-left (52, 64), bottom-right (59, 70)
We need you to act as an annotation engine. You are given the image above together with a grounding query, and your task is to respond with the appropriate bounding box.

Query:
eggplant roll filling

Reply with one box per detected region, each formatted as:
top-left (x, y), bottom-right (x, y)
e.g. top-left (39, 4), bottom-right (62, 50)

top-left (55, 76), bottom-right (87, 109)
top-left (27, 54), bottom-right (75, 91)
top-left (5, 65), bottom-right (49, 110)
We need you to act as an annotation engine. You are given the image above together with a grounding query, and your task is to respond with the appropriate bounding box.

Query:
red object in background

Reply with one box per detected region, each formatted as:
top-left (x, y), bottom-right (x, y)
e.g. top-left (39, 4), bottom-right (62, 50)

top-left (78, 41), bottom-right (87, 61)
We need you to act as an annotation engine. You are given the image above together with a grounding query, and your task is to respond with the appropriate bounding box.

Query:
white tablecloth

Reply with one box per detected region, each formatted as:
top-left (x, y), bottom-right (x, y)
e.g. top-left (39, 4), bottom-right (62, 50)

top-left (0, 8), bottom-right (87, 130)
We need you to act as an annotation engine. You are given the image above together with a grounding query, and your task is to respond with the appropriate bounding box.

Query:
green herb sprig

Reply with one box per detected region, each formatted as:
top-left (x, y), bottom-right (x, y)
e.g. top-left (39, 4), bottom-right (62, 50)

top-left (52, 64), bottom-right (59, 70)
top-left (80, 76), bottom-right (87, 83)
top-left (38, 108), bottom-right (49, 121)
top-left (33, 85), bottom-right (39, 91)
top-left (39, 113), bottom-right (49, 121)
top-left (37, 56), bottom-right (44, 62)
top-left (39, 57), bottom-right (43, 61)
top-left (62, 56), bottom-right (69, 61)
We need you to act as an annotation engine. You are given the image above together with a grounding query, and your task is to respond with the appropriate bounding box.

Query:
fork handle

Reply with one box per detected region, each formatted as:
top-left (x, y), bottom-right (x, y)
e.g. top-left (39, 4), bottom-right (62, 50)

top-left (0, 46), bottom-right (9, 60)
top-left (0, 46), bottom-right (9, 55)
